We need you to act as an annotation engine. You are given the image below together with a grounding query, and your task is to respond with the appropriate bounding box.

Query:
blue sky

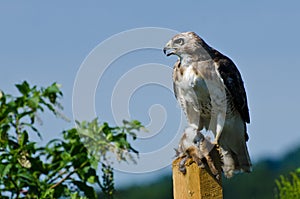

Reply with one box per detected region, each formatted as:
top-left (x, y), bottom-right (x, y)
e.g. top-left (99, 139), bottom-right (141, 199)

top-left (1, 1), bottom-right (300, 186)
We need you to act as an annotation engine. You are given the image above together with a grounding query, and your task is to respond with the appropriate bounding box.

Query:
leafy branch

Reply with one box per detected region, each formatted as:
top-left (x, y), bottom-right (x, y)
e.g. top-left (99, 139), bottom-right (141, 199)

top-left (0, 81), bottom-right (143, 199)
top-left (275, 168), bottom-right (300, 199)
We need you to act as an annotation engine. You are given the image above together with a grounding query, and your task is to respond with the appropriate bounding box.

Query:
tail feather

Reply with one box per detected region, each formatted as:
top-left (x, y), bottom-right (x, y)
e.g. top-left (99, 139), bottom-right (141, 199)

top-left (220, 146), bottom-right (252, 178)
top-left (233, 147), bottom-right (252, 173)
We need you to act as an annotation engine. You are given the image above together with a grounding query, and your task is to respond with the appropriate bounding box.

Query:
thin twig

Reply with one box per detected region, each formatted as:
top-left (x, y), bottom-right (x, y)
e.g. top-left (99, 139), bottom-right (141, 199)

top-left (47, 169), bottom-right (69, 184)
top-left (15, 115), bottom-right (21, 143)
top-left (49, 161), bottom-right (88, 189)
top-left (49, 169), bottom-right (77, 189)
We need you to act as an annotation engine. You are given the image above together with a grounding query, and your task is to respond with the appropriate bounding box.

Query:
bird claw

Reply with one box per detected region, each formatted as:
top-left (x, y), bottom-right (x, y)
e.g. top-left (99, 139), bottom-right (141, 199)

top-left (179, 156), bottom-right (188, 174)
top-left (206, 157), bottom-right (218, 176)
top-left (198, 161), bottom-right (205, 168)
top-left (176, 127), bottom-right (219, 177)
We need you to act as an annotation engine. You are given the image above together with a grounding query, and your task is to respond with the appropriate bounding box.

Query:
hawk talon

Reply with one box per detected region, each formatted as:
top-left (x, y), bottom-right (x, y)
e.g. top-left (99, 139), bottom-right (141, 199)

top-left (178, 156), bottom-right (188, 174)
top-left (198, 161), bottom-right (205, 168)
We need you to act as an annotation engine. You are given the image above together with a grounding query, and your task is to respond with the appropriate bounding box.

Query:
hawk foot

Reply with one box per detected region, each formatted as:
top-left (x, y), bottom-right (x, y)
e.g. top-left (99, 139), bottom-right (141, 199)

top-left (178, 156), bottom-right (188, 174)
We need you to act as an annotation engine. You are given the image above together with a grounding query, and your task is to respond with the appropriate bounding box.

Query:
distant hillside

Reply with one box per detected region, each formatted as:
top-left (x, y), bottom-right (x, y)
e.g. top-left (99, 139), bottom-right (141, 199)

top-left (100, 146), bottom-right (300, 199)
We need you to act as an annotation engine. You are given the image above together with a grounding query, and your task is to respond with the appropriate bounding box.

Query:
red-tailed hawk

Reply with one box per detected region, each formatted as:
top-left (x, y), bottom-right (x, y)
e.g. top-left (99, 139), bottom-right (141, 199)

top-left (164, 32), bottom-right (251, 177)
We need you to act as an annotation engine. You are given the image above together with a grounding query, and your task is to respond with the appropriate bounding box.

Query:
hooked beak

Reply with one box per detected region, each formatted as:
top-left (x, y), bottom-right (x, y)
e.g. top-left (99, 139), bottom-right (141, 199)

top-left (163, 41), bottom-right (175, 56)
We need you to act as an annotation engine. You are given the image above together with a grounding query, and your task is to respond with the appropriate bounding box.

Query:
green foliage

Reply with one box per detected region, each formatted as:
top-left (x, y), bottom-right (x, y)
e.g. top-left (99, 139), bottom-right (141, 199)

top-left (75, 118), bottom-right (143, 198)
top-left (275, 169), bottom-right (300, 199)
top-left (0, 81), bottom-right (142, 199)
top-left (76, 119), bottom-right (142, 164)
top-left (100, 164), bottom-right (114, 199)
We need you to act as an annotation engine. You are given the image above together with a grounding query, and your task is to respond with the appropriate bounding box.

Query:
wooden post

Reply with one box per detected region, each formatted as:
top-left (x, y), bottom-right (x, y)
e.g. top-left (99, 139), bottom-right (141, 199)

top-left (172, 147), bottom-right (223, 199)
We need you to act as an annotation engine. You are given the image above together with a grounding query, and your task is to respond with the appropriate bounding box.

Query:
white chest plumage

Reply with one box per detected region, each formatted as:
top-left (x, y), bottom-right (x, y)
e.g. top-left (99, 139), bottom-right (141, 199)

top-left (175, 61), bottom-right (226, 113)
top-left (174, 61), bottom-right (229, 134)
top-left (176, 66), bottom-right (206, 107)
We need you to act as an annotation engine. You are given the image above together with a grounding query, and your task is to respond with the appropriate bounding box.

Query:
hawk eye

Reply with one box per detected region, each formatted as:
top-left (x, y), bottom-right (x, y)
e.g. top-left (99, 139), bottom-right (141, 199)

top-left (174, 38), bottom-right (184, 45)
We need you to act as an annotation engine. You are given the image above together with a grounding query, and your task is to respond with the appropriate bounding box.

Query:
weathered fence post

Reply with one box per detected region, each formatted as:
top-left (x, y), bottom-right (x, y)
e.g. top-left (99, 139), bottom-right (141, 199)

top-left (172, 147), bottom-right (223, 199)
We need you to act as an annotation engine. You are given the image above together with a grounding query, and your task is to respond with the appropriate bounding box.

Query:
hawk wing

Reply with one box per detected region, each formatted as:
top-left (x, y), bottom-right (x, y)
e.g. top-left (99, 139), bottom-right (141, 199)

top-left (214, 54), bottom-right (250, 124)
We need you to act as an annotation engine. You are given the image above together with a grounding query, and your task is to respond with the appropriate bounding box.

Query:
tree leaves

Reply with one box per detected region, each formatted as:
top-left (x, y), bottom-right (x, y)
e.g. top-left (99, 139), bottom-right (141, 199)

top-left (0, 164), bottom-right (12, 178)
top-left (101, 164), bottom-right (114, 199)
top-left (275, 169), bottom-right (300, 199)
top-left (15, 81), bottom-right (31, 96)
top-left (76, 118), bottom-right (144, 164)
top-left (0, 81), bottom-right (143, 199)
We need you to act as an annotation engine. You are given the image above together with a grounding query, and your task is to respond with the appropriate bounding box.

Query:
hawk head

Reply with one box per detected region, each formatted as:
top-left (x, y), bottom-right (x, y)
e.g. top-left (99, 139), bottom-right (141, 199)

top-left (163, 32), bottom-right (212, 61)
